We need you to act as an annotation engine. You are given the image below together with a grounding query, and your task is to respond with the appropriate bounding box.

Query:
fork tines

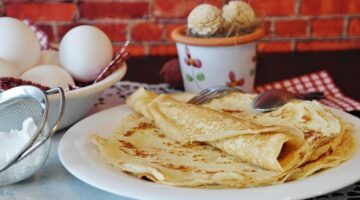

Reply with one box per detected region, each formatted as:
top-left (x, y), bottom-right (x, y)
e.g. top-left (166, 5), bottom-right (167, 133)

top-left (187, 86), bottom-right (240, 105)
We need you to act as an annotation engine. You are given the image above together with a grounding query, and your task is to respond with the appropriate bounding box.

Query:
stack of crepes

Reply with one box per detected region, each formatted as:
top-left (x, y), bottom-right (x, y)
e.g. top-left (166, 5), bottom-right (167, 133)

top-left (92, 88), bottom-right (356, 188)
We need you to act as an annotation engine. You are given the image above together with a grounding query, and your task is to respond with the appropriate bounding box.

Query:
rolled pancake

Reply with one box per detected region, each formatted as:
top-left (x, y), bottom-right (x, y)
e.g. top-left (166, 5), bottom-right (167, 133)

top-left (203, 92), bottom-right (341, 138)
top-left (91, 114), bottom-right (288, 188)
top-left (126, 88), bottom-right (308, 171)
top-left (288, 129), bottom-right (356, 180)
top-left (210, 133), bottom-right (307, 172)
top-left (202, 92), bottom-right (345, 163)
top-left (91, 114), bottom-right (356, 188)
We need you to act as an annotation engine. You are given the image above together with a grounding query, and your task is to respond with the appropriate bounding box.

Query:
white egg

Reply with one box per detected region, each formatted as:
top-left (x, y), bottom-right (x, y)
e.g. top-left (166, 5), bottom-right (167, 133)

top-left (37, 50), bottom-right (61, 66)
top-left (59, 25), bottom-right (113, 82)
top-left (21, 65), bottom-right (75, 89)
top-left (0, 17), bottom-right (41, 73)
top-left (0, 58), bottom-right (19, 78)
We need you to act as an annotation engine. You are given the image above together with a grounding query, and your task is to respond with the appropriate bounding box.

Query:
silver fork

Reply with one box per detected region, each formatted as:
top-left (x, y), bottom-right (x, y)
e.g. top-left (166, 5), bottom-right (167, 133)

top-left (187, 86), bottom-right (241, 105)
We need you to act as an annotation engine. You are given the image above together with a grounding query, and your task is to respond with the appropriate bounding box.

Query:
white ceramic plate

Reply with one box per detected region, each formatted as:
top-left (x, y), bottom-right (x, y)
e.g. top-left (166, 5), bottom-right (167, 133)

top-left (58, 105), bottom-right (360, 200)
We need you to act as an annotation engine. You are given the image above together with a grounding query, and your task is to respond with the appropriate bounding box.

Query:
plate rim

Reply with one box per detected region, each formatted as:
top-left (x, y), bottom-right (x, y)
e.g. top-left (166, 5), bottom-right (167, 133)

top-left (58, 104), bottom-right (360, 200)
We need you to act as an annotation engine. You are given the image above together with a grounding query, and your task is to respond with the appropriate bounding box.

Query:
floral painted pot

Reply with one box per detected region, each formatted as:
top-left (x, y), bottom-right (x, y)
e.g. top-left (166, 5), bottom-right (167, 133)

top-left (171, 26), bottom-right (264, 93)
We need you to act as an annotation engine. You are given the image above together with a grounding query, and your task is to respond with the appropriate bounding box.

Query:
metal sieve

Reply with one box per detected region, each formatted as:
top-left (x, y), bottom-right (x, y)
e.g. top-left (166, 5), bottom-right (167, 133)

top-left (0, 86), bottom-right (65, 186)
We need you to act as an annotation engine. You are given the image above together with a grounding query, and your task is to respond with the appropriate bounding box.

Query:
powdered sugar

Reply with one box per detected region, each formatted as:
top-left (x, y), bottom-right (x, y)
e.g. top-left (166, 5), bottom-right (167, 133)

top-left (0, 118), bottom-right (37, 166)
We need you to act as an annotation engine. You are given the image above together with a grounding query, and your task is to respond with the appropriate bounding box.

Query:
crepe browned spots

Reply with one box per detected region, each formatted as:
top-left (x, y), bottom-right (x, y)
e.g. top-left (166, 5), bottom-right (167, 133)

top-left (91, 88), bottom-right (356, 188)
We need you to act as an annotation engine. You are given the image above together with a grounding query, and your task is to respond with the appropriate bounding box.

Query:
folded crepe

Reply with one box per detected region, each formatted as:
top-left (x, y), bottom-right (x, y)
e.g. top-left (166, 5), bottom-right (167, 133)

top-left (125, 88), bottom-right (308, 171)
top-left (202, 92), bottom-right (345, 162)
top-left (168, 91), bottom-right (347, 163)
top-left (91, 113), bottom-right (355, 188)
top-left (91, 88), bottom-right (355, 188)
top-left (91, 114), bottom-right (285, 188)
top-left (203, 92), bottom-right (341, 137)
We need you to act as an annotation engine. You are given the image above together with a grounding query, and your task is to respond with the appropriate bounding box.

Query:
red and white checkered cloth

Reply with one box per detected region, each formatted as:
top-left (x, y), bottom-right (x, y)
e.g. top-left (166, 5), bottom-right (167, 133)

top-left (255, 70), bottom-right (360, 112)
top-left (23, 19), bottom-right (49, 50)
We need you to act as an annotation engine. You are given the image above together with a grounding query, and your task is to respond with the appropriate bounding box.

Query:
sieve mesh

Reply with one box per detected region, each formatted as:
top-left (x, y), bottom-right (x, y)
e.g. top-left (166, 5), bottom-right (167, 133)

top-left (0, 86), bottom-right (65, 186)
top-left (0, 98), bottom-right (43, 132)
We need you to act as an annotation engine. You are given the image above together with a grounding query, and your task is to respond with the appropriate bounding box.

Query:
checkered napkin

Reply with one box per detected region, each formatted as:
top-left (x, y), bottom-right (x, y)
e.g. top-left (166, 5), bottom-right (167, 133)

top-left (254, 70), bottom-right (360, 112)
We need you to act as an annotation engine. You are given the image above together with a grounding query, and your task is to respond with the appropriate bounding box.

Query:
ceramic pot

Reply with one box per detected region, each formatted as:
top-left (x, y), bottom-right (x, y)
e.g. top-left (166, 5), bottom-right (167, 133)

top-left (171, 26), bottom-right (264, 93)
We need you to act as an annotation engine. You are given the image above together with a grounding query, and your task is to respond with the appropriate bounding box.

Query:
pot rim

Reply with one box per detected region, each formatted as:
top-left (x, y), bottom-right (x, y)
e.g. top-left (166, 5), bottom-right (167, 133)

top-left (171, 25), bottom-right (264, 47)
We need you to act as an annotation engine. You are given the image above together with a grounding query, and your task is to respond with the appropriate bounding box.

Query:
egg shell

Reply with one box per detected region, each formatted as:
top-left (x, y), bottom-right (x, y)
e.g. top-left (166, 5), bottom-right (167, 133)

top-left (0, 17), bottom-right (41, 73)
top-left (59, 25), bottom-right (113, 82)
top-left (37, 50), bottom-right (61, 66)
top-left (0, 58), bottom-right (20, 78)
top-left (20, 65), bottom-right (75, 89)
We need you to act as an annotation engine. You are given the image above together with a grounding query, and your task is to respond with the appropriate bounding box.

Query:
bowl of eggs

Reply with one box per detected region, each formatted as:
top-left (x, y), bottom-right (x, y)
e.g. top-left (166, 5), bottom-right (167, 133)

top-left (0, 17), bottom-right (127, 129)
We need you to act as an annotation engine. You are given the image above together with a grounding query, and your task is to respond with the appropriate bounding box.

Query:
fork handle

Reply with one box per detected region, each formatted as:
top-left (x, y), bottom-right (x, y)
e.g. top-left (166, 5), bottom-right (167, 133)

top-left (296, 92), bottom-right (325, 100)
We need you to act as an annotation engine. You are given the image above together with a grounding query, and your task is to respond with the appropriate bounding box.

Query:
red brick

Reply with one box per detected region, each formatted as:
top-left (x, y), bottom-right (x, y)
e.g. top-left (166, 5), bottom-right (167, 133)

top-left (132, 23), bottom-right (163, 42)
top-left (6, 3), bottom-right (76, 21)
top-left (79, 2), bottom-right (148, 19)
top-left (300, 0), bottom-right (347, 15)
top-left (311, 18), bottom-right (343, 37)
top-left (348, 0), bottom-right (360, 14)
top-left (263, 20), bottom-right (272, 37)
top-left (165, 23), bottom-right (184, 40)
top-left (150, 45), bottom-right (177, 56)
top-left (275, 20), bottom-right (308, 37)
top-left (94, 24), bottom-right (127, 42)
top-left (257, 41), bottom-right (292, 53)
top-left (301, 0), bottom-right (360, 14)
top-left (124, 45), bottom-right (146, 56)
top-left (4, 0), bottom-right (67, 2)
top-left (153, 0), bottom-right (222, 19)
top-left (296, 40), bottom-right (360, 51)
top-left (57, 23), bottom-right (126, 42)
top-left (349, 18), bottom-right (360, 36)
top-left (250, 0), bottom-right (295, 16)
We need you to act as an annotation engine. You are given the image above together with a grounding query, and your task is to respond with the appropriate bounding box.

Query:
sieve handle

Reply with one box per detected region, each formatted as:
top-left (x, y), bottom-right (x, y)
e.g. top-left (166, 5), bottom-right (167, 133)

top-left (18, 87), bottom-right (66, 160)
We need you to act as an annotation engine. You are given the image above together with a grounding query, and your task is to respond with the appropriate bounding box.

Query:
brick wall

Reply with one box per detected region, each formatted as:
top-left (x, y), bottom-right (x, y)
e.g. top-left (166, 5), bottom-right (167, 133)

top-left (2, 0), bottom-right (360, 56)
